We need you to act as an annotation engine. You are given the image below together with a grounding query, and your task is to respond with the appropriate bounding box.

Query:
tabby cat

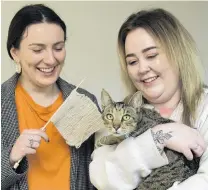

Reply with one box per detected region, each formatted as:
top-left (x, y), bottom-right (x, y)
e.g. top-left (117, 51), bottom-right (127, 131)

top-left (96, 89), bottom-right (199, 190)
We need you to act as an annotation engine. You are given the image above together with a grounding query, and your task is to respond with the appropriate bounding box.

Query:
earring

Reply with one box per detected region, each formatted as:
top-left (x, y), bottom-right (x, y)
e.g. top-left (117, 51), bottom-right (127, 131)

top-left (15, 61), bottom-right (21, 73)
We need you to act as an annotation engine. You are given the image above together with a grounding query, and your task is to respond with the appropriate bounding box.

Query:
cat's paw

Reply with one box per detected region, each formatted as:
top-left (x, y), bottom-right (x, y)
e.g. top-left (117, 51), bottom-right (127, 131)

top-left (95, 141), bottom-right (102, 148)
top-left (95, 137), bottom-right (107, 148)
top-left (139, 165), bottom-right (152, 177)
top-left (142, 104), bottom-right (155, 110)
top-left (95, 136), bottom-right (118, 147)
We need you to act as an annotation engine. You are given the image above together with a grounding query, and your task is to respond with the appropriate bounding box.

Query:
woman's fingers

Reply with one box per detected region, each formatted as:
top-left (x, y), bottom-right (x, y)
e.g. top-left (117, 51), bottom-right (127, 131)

top-left (24, 147), bottom-right (37, 155)
top-left (182, 148), bottom-right (193, 160)
top-left (27, 135), bottom-right (41, 142)
top-left (194, 146), bottom-right (204, 157)
top-left (190, 130), bottom-right (206, 157)
top-left (197, 136), bottom-right (207, 151)
top-left (190, 143), bottom-right (205, 157)
top-left (26, 140), bottom-right (40, 149)
top-left (10, 129), bottom-right (49, 165)
top-left (23, 129), bottom-right (49, 142)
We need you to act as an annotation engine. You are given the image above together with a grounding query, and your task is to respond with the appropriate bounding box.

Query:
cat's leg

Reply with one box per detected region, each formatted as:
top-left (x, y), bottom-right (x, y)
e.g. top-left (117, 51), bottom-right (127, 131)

top-left (142, 104), bottom-right (155, 110)
top-left (104, 135), bottom-right (123, 145)
top-left (95, 135), bottom-right (122, 148)
top-left (95, 136), bottom-right (109, 148)
top-left (142, 104), bottom-right (159, 112)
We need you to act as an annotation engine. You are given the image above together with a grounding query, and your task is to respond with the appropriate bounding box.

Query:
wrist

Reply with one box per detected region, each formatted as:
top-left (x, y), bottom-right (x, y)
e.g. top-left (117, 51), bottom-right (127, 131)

top-left (9, 156), bottom-right (23, 169)
top-left (151, 129), bottom-right (165, 154)
top-left (9, 150), bottom-right (20, 168)
top-left (9, 154), bottom-right (16, 167)
top-left (151, 124), bottom-right (174, 149)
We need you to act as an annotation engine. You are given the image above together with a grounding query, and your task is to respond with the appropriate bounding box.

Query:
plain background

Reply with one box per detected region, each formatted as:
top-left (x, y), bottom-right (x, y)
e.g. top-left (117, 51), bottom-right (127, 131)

top-left (1, 1), bottom-right (208, 105)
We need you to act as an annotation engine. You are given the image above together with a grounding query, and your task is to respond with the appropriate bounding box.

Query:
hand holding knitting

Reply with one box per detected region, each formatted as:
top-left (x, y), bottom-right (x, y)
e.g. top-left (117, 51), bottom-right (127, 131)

top-left (9, 129), bottom-right (49, 166)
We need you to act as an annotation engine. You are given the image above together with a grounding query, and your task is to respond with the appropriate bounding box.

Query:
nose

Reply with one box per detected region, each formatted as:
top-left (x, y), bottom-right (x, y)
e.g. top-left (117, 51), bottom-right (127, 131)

top-left (43, 49), bottom-right (56, 64)
top-left (138, 59), bottom-right (150, 74)
top-left (113, 125), bottom-right (120, 131)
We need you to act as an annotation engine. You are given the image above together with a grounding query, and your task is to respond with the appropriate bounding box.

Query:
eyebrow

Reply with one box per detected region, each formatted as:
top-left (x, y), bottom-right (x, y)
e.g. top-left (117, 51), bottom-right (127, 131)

top-left (125, 46), bottom-right (158, 58)
top-left (28, 41), bottom-right (65, 47)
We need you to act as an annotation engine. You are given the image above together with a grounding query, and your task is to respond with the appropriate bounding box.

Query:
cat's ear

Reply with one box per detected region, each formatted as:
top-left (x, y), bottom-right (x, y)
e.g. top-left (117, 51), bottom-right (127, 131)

top-left (101, 89), bottom-right (114, 109)
top-left (124, 91), bottom-right (143, 109)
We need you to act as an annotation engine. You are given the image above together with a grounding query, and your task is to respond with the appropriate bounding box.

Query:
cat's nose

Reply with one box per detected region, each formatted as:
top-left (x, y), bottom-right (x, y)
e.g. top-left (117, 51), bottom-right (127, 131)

top-left (114, 125), bottom-right (120, 131)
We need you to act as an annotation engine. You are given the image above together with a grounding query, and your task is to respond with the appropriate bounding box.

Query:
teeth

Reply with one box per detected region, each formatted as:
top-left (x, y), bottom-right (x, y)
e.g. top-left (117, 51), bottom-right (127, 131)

top-left (39, 67), bottom-right (55, 73)
top-left (143, 76), bottom-right (157, 83)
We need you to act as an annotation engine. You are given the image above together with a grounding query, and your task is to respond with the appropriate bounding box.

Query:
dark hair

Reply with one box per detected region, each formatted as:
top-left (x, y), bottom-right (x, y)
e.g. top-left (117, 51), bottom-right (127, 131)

top-left (7, 4), bottom-right (67, 59)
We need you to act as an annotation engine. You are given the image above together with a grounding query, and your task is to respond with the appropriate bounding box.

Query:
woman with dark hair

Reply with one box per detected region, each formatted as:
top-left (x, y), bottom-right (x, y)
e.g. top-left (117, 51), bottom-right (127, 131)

top-left (2, 4), bottom-right (97, 190)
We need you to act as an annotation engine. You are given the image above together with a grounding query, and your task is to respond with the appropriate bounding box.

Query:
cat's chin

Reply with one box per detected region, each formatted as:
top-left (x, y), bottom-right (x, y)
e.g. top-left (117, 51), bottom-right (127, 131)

top-left (112, 133), bottom-right (124, 137)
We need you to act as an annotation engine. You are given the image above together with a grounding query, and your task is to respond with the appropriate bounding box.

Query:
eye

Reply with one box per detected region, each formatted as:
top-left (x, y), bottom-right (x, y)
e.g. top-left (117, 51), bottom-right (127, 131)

top-left (122, 115), bottom-right (131, 121)
top-left (54, 44), bottom-right (65, 52)
top-left (32, 49), bottom-right (43, 53)
top-left (146, 54), bottom-right (158, 59)
top-left (54, 47), bottom-right (64, 52)
top-left (127, 60), bottom-right (137, 66)
top-left (106, 114), bottom-right (114, 120)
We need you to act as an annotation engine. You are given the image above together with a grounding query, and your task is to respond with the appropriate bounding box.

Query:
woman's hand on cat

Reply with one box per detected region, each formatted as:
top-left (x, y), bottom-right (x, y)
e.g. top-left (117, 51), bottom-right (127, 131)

top-left (151, 123), bottom-right (206, 160)
top-left (9, 129), bottom-right (49, 166)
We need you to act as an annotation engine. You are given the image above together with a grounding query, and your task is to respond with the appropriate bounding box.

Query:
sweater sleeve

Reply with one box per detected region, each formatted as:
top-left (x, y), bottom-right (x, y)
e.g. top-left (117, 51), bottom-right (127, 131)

top-left (90, 129), bottom-right (169, 190)
top-left (1, 144), bottom-right (27, 190)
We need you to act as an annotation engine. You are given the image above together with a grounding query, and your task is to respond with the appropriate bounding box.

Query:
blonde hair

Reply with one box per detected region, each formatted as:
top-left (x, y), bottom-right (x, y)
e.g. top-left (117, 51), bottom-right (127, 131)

top-left (118, 8), bottom-right (204, 127)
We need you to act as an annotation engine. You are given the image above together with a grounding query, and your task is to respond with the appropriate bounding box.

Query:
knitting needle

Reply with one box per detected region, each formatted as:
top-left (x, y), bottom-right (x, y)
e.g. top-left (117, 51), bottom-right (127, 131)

top-left (41, 78), bottom-right (85, 131)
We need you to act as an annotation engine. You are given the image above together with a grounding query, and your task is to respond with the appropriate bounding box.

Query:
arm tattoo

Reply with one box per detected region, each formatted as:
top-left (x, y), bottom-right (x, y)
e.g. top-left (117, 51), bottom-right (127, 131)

top-left (151, 129), bottom-right (173, 154)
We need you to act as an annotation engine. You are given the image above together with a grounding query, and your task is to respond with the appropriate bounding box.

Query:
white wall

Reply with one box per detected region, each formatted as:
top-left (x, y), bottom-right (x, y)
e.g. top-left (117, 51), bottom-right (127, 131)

top-left (1, 1), bottom-right (208, 105)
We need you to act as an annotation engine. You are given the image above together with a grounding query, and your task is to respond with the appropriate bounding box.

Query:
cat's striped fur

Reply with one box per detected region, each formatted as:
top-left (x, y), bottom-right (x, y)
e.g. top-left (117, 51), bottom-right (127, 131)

top-left (96, 89), bottom-right (199, 190)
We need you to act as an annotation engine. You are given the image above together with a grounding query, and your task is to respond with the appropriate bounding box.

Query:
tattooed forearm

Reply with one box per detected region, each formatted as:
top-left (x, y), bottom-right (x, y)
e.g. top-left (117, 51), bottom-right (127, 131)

top-left (152, 130), bottom-right (173, 144)
top-left (151, 129), bottom-right (173, 154)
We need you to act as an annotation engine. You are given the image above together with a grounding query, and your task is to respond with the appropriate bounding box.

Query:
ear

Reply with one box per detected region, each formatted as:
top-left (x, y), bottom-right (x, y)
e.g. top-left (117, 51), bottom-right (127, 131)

top-left (10, 47), bottom-right (20, 63)
top-left (101, 89), bottom-right (113, 110)
top-left (124, 91), bottom-right (143, 109)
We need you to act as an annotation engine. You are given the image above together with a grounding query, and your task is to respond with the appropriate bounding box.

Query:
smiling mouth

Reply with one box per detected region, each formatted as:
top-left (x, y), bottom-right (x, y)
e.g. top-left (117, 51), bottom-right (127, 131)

top-left (142, 76), bottom-right (158, 83)
top-left (37, 66), bottom-right (56, 73)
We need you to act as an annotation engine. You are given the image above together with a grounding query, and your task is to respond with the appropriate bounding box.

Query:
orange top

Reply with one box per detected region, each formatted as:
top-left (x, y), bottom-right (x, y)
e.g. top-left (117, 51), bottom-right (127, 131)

top-left (15, 82), bottom-right (70, 190)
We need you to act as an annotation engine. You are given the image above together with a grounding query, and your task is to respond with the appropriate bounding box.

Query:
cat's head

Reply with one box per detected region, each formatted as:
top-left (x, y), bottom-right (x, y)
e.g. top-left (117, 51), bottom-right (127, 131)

top-left (101, 89), bottom-right (143, 136)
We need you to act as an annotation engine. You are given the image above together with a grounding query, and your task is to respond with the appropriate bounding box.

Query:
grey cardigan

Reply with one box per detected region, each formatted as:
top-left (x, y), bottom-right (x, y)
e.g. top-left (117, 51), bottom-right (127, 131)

top-left (1, 73), bottom-right (98, 190)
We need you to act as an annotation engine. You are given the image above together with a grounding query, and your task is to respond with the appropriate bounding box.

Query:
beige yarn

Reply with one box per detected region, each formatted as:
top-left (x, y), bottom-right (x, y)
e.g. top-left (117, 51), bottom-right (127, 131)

top-left (50, 90), bottom-right (105, 148)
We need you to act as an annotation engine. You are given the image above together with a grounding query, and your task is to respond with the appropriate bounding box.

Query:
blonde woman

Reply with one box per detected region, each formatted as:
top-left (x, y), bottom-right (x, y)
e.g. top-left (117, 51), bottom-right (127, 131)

top-left (90, 9), bottom-right (208, 190)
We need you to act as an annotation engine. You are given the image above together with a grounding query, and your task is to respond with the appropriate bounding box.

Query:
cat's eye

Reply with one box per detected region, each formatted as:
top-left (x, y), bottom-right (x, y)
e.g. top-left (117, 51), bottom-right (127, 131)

top-left (106, 114), bottom-right (114, 120)
top-left (122, 115), bottom-right (131, 121)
